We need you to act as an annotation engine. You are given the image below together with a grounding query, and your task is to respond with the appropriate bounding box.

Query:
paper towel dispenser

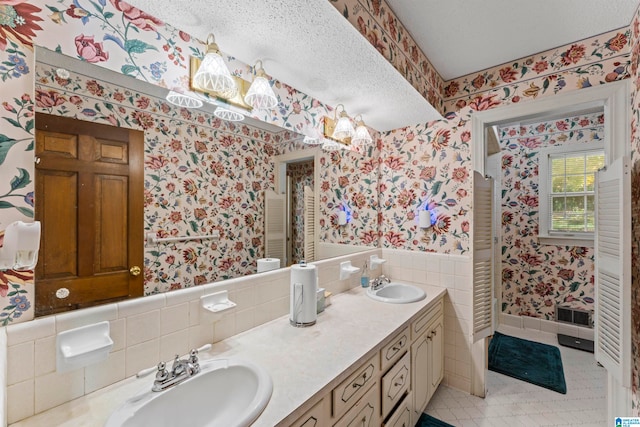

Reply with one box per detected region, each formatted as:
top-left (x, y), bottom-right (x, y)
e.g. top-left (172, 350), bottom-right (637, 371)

top-left (0, 221), bottom-right (41, 270)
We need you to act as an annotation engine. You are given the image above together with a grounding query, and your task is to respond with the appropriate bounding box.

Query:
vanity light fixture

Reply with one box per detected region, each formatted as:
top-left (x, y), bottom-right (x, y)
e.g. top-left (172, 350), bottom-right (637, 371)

top-left (244, 60), bottom-right (278, 110)
top-left (331, 104), bottom-right (355, 140)
top-left (337, 210), bottom-right (348, 226)
top-left (166, 89), bottom-right (204, 109)
top-left (213, 107), bottom-right (245, 122)
top-left (351, 114), bottom-right (373, 147)
top-left (193, 33), bottom-right (237, 95)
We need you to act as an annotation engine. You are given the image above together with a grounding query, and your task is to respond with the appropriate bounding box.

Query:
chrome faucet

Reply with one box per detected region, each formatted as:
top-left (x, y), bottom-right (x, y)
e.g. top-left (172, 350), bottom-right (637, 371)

top-left (370, 275), bottom-right (390, 290)
top-left (137, 344), bottom-right (211, 392)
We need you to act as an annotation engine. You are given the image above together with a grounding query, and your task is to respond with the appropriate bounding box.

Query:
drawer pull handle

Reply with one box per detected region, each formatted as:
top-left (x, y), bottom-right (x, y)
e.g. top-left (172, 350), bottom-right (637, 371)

top-left (432, 329), bottom-right (437, 336)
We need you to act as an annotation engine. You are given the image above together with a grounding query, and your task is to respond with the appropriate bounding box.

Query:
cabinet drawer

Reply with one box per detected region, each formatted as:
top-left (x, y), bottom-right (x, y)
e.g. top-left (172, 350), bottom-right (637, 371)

top-left (291, 397), bottom-right (329, 427)
top-left (380, 326), bottom-right (410, 372)
top-left (332, 354), bottom-right (379, 419)
top-left (381, 351), bottom-right (410, 419)
top-left (333, 381), bottom-right (380, 427)
top-left (383, 393), bottom-right (412, 427)
top-left (411, 299), bottom-right (443, 340)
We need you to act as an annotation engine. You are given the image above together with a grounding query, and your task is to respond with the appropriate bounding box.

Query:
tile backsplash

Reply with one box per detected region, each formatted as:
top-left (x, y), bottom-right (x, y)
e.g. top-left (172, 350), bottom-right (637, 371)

top-left (4, 250), bottom-right (376, 424)
top-left (3, 247), bottom-right (476, 424)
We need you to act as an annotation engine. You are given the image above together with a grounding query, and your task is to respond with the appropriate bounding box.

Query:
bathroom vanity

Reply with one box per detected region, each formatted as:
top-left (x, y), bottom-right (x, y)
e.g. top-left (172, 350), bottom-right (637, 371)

top-left (9, 283), bottom-right (445, 427)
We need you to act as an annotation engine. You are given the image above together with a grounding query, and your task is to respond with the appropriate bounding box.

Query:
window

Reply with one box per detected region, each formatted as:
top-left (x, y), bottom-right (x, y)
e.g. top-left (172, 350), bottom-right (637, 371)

top-left (538, 143), bottom-right (604, 245)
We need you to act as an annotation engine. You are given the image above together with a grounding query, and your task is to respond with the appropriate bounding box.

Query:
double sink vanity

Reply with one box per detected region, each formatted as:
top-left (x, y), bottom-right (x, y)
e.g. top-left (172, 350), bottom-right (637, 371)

top-left (13, 281), bottom-right (445, 427)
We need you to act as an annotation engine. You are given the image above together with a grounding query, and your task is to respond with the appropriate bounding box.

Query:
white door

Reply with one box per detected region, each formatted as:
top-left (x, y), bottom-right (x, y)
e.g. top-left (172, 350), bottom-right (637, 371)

top-left (303, 186), bottom-right (316, 262)
top-left (472, 171), bottom-right (494, 342)
top-left (264, 190), bottom-right (287, 267)
top-left (595, 156), bottom-right (631, 388)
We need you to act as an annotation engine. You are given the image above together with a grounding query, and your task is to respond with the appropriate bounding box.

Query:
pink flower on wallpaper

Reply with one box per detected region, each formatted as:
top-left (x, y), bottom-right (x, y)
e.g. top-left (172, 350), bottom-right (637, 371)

top-left (432, 214), bottom-right (451, 235)
top-left (420, 166), bottom-right (436, 181)
top-left (557, 269), bottom-right (575, 281)
top-left (182, 248), bottom-right (197, 264)
top-left (532, 60), bottom-right (549, 74)
top-left (219, 197), bottom-right (234, 209)
top-left (131, 110), bottom-right (154, 129)
top-left (218, 258), bottom-right (234, 271)
top-left (182, 178), bottom-right (197, 195)
top-left (518, 137), bottom-right (542, 149)
top-left (534, 282), bottom-right (553, 297)
top-left (75, 34), bottom-right (109, 63)
top-left (519, 253), bottom-right (542, 266)
top-left (194, 208), bottom-right (207, 220)
top-left (468, 94), bottom-right (501, 111)
top-left (471, 74), bottom-right (485, 89)
top-left (431, 129), bottom-right (450, 151)
top-left (397, 188), bottom-right (416, 209)
top-left (518, 194), bottom-right (538, 207)
top-left (352, 192), bottom-right (367, 209)
top-left (0, 0), bottom-right (43, 50)
top-left (556, 120), bottom-right (569, 131)
top-left (501, 211), bottom-right (513, 225)
top-left (451, 167), bottom-right (468, 183)
top-left (384, 231), bottom-right (406, 248)
top-left (338, 176), bottom-right (349, 188)
top-left (569, 247), bottom-right (588, 259)
top-left (499, 66), bottom-right (518, 83)
top-left (560, 44), bottom-right (586, 65)
top-left (460, 130), bottom-right (471, 143)
top-left (606, 32), bottom-right (628, 52)
top-left (444, 81), bottom-right (459, 98)
top-left (109, 0), bottom-right (163, 31)
top-left (136, 96), bottom-right (151, 109)
top-left (35, 89), bottom-right (66, 108)
top-left (383, 156), bottom-right (405, 171)
top-left (145, 155), bottom-right (169, 170)
top-left (169, 211), bottom-right (182, 223)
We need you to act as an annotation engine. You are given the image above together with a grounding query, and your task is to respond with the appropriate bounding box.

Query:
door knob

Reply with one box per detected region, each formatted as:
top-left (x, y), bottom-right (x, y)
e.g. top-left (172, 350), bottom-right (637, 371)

top-left (130, 266), bottom-right (141, 276)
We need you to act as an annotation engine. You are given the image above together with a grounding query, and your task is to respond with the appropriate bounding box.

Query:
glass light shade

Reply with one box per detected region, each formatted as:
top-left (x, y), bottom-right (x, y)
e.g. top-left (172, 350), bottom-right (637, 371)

top-left (322, 139), bottom-right (342, 151)
top-left (245, 75), bottom-right (278, 110)
top-left (193, 50), bottom-right (236, 94)
top-left (213, 107), bottom-right (245, 122)
top-left (332, 112), bottom-right (355, 140)
top-left (166, 90), bottom-right (203, 109)
top-left (352, 123), bottom-right (373, 146)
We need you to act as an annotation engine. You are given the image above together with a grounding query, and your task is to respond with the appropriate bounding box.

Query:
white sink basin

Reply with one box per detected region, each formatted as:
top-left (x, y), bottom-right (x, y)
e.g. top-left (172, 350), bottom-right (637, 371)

top-left (105, 358), bottom-right (273, 427)
top-left (367, 282), bottom-right (426, 304)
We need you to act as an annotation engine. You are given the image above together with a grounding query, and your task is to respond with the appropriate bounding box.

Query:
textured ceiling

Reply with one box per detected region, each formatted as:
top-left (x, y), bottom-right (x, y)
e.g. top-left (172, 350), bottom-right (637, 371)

top-left (126, 0), bottom-right (442, 132)
top-left (126, 0), bottom-right (638, 132)
top-left (386, 0), bottom-right (638, 80)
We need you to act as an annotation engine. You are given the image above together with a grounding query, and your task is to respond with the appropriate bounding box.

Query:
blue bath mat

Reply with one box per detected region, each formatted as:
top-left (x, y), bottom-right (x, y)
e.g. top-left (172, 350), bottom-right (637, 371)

top-left (415, 413), bottom-right (455, 427)
top-left (488, 331), bottom-right (567, 394)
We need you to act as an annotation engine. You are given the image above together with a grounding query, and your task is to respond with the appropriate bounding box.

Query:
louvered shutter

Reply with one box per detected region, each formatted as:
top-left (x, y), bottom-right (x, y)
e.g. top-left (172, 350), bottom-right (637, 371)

top-left (303, 186), bottom-right (316, 262)
top-left (264, 190), bottom-right (286, 267)
top-left (473, 172), bottom-right (494, 342)
top-left (595, 156), bottom-right (631, 387)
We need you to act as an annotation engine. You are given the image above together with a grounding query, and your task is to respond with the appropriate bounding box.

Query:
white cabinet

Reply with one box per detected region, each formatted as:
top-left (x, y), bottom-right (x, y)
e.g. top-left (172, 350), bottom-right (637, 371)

top-left (383, 393), bottom-right (412, 427)
top-left (332, 354), bottom-right (379, 420)
top-left (381, 351), bottom-right (410, 419)
top-left (333, 382), bottom-right (380, 427)
top-left (410, 301), bottom-right (444, 418)
top-left (291, 398), bottom-right (330, 427)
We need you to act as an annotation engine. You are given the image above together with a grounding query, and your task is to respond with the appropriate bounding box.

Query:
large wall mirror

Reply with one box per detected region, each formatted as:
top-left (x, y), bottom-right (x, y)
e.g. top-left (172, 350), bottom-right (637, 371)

top-left (33, 48), bottom-right (380, 316)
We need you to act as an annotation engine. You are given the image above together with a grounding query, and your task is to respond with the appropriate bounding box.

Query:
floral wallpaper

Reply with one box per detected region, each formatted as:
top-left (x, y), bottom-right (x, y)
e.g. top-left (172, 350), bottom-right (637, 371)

top-left (330, 0), bottom-right (444, 113)
top-left (629, 3), bottom-right (640, 415)
top-left (379, 120), bottom-right (471, 253)
top-left (499, 113), bottom-right (603, 319)
top-left (0, 0), bottom-right (369, 325)
top-left (35, 62), bottom-right (281, 293)
top-left (287, 161), bottom-right (314, 263)
top-left (318, 147), bottom-right (380, 247)
top-left (0, 39), bottom-right (35, 325)
top-left (442, 30), bottom-right (631, 114)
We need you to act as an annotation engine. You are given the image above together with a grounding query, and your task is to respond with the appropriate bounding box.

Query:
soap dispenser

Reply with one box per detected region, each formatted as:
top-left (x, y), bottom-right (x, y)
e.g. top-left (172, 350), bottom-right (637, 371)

top-left (361, 261), bottom-right (370, 288)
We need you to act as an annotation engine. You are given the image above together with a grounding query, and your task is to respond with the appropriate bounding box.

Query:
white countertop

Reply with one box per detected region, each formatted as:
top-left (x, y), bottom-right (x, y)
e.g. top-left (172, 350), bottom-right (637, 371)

top-left (10, 283), bottom-right (446, 427)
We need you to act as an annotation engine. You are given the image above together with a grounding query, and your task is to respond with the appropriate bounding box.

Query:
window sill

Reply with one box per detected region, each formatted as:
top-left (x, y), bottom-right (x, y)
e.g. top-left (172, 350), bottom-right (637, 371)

top-left (538, 235), bottom-right (594, 248)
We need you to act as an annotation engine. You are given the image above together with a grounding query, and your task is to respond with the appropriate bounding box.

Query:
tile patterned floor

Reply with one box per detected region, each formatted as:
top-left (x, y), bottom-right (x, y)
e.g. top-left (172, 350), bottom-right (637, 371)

top-left (424, 325), bottom-right (607, 427)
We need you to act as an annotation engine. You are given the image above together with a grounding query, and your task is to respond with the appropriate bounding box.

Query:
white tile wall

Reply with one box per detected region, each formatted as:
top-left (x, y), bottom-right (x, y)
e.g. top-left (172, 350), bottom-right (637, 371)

top-left (381, 248), bottom-right (473, 394)
top-left (499, 312), bottom-right (594, 342)
top-left (3, 249), bottom-right (379, 423)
